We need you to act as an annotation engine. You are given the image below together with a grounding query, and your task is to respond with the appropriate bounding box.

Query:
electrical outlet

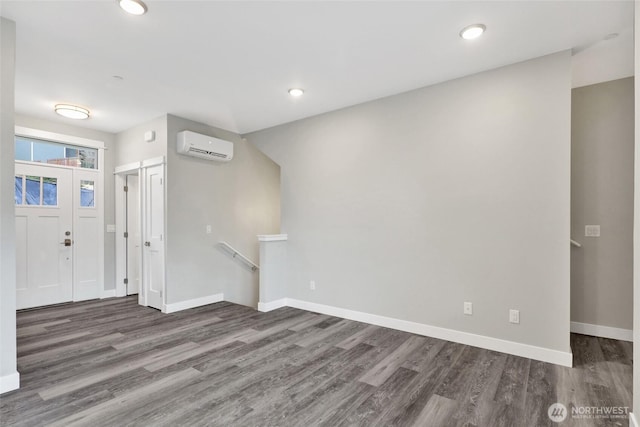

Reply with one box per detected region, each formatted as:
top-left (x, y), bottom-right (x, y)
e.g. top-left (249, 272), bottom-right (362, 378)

top-left (509, 309), bottom-right (520, 324)
top-left (205, 225), bottom-right (212, 234)
top-left (310, 280), bottom-right (316, 291)
top-left (464, 302), bottom-right (473, 315)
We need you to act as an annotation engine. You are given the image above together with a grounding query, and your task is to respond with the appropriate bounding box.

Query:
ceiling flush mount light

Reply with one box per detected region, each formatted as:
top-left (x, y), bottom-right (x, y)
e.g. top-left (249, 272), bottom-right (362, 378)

top-left (460, 24), bottom-right (486, 40)
top-left (119, 0), bottom-right (147, 16)
top-left (54, 104), bottom-right (90, 120)
top-left (288, 88), bottom-right (304, 97)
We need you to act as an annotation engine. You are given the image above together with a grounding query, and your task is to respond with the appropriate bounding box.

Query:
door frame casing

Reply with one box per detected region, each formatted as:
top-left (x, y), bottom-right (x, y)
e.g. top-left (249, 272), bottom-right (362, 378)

top-left (14, 126), bottom-right (106, 301)
top-left (115, 161), bottom-right (141, 302)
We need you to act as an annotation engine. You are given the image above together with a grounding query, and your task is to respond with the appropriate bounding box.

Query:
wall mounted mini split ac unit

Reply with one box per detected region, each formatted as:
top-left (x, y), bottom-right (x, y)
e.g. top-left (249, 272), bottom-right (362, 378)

top-left (176, 130), bottom-right (234, 162)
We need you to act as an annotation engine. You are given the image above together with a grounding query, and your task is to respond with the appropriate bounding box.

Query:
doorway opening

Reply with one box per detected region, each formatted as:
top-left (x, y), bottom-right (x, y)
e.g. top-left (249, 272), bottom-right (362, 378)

top-left (115, 157), bottom-right (165, 311)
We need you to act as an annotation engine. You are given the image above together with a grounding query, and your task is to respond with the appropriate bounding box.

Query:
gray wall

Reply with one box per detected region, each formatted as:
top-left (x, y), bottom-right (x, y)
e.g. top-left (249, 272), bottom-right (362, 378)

top-left (166, 115), bottom-right (280, 307)
top-left (0, 17), bottom-right (17, 391)
top-left (259, 240), bottom-right (288, 304)
top-left (14, 114), bottom-right (118, 291)
top-left (571, 77), bottom-right (634, 330)
top-left (633, 0), bottom-right (639, 417)
top-left (114, 114), bottom-right (280, 308)
top-left (247, 51), bottom-right (572, 353)
top-left (114, 115), bottom-right (167, 166)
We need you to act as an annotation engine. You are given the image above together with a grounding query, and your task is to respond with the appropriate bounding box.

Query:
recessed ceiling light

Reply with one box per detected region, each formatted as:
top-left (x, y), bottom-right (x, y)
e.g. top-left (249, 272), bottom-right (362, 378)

top-left (119, 0), bottom-right (147, 16)
top-left (54, 104), bottom-right (90, 120)
top-left (460, 24), bottom-right (486, 40)
top-left (288, 88), bottom-right (304, 97)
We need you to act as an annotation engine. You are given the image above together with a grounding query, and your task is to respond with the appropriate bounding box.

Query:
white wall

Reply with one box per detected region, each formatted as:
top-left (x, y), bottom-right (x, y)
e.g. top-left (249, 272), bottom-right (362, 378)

top-left (14, 114), bottom-right (117, 290)
top-left (166, 115), bottom-right (280, 307)
top-left (248, 51), bottom-right (572, 357)
top-left (0, 17), bottom-right (18, 394)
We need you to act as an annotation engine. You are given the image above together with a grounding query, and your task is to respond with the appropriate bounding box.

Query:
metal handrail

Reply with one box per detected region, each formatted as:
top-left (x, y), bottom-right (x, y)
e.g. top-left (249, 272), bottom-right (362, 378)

top-left (219, 241), bottom-right (259, 271)
top-left (570, 239), bottom-right (581, 248)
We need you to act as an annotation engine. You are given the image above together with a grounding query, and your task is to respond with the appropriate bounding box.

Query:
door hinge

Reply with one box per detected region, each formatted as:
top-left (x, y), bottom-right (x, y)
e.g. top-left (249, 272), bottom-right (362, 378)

top-left (124, 185), bottom-right (128, 192)
top-left (124, 278), bottom-right (128, 285)
top-left (124, 231), bottom-right (128, 238)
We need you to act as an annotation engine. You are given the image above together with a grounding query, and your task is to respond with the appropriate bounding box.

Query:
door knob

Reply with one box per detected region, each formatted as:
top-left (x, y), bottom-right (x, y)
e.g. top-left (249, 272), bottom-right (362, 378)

top-left (60, 239), bottom-right (72, 247)
top-left (144, 241), bottom-right (151, 247)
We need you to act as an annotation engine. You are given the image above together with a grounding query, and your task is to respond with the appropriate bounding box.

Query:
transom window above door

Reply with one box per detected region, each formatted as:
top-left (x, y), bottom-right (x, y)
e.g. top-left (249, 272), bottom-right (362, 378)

top-left (15, 136), bottom-right (98, 169)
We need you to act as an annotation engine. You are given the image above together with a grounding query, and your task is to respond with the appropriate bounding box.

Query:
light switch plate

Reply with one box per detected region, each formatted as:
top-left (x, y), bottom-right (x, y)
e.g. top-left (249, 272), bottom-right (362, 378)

top-left (585, 225), bottom-right (600, 237)
top-left (464, 302), bottom-right (473, 315)
top-left (509, 309), bottom-right (520, 324)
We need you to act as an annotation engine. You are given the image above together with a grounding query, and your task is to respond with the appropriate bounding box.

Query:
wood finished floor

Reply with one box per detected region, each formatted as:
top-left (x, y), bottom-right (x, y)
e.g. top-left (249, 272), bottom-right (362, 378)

top-left (0, 296), bottom-right (632, 427)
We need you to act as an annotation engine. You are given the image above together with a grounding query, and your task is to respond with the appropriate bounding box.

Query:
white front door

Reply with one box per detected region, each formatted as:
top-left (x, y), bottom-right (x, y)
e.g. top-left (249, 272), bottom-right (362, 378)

top-left (73, 169), bottom-right (103, 301)
top-left (143, 164), bottom-right (165, 310)
top-left (15, 163), bottom-right (73, 309)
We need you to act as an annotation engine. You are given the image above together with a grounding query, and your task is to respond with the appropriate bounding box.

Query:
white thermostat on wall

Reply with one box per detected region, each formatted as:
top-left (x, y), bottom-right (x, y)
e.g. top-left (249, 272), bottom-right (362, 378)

top-left (585, 225), bottom-right (600, 237)
top-left (144, 130), bottom-right (156, 143)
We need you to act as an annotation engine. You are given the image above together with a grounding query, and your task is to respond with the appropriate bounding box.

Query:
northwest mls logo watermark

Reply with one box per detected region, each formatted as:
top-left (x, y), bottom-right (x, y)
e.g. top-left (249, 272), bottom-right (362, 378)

top-left (548, 403), bottom-right (567, 423)
top-left (547, 403), bottom-right (629, 423)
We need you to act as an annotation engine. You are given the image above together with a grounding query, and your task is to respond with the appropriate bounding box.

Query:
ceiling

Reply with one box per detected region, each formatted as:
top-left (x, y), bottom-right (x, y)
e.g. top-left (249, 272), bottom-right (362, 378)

top-left (0, 1), bottom-right (634, 135)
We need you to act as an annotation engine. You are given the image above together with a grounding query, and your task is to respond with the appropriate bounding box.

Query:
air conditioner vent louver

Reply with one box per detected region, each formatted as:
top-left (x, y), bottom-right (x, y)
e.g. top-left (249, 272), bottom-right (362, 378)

top-left (188, 147), bottom-right (228, 159)
top-left (176, 130), bottom-right (234, 162)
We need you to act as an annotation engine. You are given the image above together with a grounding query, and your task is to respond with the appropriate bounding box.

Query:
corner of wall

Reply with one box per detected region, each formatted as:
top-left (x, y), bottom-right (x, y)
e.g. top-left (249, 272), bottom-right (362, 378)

top-left (247, 51), bottom-right (572, 357)
top-left (0, 17), bottom-right (19, 394)
top-left (633, 0), bottom-right (640, 417)
top-left (163, 115), bottom-right (280, 309)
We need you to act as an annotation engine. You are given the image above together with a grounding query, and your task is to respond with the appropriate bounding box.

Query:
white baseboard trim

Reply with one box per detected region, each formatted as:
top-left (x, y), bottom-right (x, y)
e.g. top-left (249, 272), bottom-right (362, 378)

top-left (630, 412), bottom-right (638, 427)
top-left (163, 293), bottom-right (224, 314)
top-left (570, 321), bottom-right (633, 342)
top-left (0, 372), bottom-right (20, 394)
top-left (258, 298), bottom-right (288, 312)
top-left (101, 289), bottom-right (117, 299)
top-left (284, 298), bottom-right (573, 367)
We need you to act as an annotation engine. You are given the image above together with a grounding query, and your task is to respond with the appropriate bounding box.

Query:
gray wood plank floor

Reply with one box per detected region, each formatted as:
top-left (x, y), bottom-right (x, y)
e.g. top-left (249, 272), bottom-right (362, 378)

top-left (0, 296), bottom-right (632, 426)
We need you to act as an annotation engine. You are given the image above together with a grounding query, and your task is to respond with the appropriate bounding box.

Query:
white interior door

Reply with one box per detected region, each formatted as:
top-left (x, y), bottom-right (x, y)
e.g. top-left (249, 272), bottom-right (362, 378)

top-left (143, 164), bottom-right (165, 310)
top-left (126, 175), bottom-right (140, 295)
top-left (15, 163), bottom-right (73, 309)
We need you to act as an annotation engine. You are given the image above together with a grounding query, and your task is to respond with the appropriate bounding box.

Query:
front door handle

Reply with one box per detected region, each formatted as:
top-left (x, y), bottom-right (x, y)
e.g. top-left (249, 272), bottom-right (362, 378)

top-left (144, 241), bottom-right (151, 247)
top-left (60, 239), bottom-right (72, 247)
